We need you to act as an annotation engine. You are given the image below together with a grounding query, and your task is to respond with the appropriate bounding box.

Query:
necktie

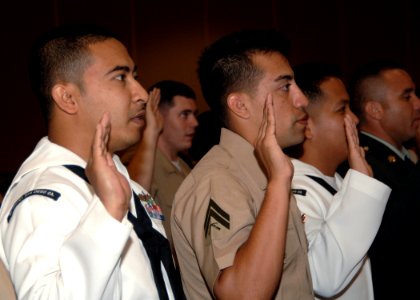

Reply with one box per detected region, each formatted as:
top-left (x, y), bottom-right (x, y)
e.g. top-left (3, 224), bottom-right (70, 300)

top-left (63, 165), bottom-right (184, 300)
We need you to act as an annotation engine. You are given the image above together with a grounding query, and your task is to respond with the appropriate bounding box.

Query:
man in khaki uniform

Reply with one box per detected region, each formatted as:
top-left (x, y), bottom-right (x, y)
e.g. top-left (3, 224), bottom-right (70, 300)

top-left (148, 80), bottom-right (198, 258)
top-left (122, 80), bottom-right (198, 260)
top-left (151, 149), bottom-right (191, 251)
top-left (0, 259), bottom-right (16, 300)
top-left (171, 29), bottom-right (314, 299)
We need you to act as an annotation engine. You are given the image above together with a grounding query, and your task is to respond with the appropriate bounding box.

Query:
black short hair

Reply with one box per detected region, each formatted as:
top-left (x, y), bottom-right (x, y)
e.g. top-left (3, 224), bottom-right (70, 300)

top-left (293, 62), bottom-right (343, 103)
top-left (28, 24), bottom-right (119, 121)
top-left (349, 59), bottom-right (405, 122)
top-left (148, 80), bottom-right (196, 109)
top-left (197, 28), bottom-right (290, 126)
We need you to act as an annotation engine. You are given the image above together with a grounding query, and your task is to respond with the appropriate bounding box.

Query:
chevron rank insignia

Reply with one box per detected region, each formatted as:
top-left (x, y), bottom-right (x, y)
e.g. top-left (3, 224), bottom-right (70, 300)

top-left (204, 199), bottom-right (230, 237)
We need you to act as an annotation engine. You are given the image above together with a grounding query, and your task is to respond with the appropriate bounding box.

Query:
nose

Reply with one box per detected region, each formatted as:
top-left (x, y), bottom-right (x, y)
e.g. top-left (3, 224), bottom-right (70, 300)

top-left (294, 85), bottom-right (309, 108)
top-left (191, 115), bottom-right (199, 128)
top-left (132, 80), bottom-right (149, 103)
top-left (349, 109), bottom-right (359, 125)
top-left (412, 93), bottom-right (420, 111)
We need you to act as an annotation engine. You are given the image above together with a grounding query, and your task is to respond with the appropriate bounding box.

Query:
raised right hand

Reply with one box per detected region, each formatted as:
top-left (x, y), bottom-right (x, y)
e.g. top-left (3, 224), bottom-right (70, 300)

top-left (145, 88), bottom-right (163, 136)
top-left (86, 112), bottom-right (131, 221)
top-left (345, 113), bottom-right (373, 176)
top-left (254, 94), bottom-right (293, 182)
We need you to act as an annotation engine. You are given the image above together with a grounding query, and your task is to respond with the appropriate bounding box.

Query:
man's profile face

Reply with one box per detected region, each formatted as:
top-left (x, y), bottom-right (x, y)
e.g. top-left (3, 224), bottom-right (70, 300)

top-left (250, 52), bottom-right (308, 148)
top-left (160, 96), bottom-right (198, 154)
top-left (77, 38), bottom-right (149, 153)
top-left (308, 77), bottom-right (358, 163)
top-left (379, 69), bottom-right (420, 146)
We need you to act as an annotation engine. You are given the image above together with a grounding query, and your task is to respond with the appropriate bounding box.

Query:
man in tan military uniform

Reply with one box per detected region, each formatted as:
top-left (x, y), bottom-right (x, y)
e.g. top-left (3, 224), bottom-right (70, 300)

top-left (151, 148), bottom-right (192, 255)
top-left (172, 29), bottom-right (314, 299)
top-left (148, 80), bottom-right (198, 259)
top-left (0, 259), bottom-right (16, 300)
top-left (122, 80), bottom-right (198, 261)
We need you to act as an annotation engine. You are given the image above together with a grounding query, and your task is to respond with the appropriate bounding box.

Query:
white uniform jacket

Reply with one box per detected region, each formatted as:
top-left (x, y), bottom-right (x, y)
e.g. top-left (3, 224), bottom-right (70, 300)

top-left (291, 159), bottom-right (391, 300)
top-left (0, 137), bottom-right (174, 300)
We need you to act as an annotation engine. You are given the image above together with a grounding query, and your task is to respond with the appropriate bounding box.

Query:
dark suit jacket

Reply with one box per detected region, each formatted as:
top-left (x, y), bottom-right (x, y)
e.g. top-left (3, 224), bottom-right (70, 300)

top-left (339, 133), bottom-right (420, 299)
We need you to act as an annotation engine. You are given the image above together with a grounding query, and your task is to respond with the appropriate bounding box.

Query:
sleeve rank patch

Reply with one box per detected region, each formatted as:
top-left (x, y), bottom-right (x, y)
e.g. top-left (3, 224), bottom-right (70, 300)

top-left (204, 198), bottom-right (230, 237)
top-left (7, 189), bottom-right (61, 223)
top-left (292, 189), bottom-right (307, 196)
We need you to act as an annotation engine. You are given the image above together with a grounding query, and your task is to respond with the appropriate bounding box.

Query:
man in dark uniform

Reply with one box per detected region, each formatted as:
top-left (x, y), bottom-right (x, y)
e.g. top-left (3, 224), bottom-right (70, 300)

top-left (340, 61), bottom-right (420, 299)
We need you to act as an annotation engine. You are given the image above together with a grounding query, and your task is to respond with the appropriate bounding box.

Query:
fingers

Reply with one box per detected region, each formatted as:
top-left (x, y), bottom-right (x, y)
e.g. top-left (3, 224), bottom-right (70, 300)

top-left (256, 98), bottom-right (268, 146)
top-left (92, 112), bottom-right (110, 156)
top-left (265, 94), bottom-right (275, 136)
top-left (256, 94), bottom-right (274, 146)
top-left (148, 88), bottom-right (161, 112)
top-left (344, 114), bottom-right (358, 149)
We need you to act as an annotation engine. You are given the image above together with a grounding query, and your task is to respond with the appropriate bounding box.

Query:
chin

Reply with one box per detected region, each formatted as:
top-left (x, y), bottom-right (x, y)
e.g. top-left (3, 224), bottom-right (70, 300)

top-left (280, 134), bottom-right (305, 148)
top-left (118, 133), bottom-right (141, 152)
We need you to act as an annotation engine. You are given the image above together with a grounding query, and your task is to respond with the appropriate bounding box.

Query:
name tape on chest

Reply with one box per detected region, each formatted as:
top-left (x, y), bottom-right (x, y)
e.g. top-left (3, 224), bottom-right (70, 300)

top-left (292, 188), bottom-right (307, 196)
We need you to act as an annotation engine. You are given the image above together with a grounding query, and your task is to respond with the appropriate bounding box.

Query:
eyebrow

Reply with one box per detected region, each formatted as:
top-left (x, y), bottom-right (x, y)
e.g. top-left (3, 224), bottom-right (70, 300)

top-left (274, 74), bottom-right (293, 82)
top-left (181, 108), bottom-right (199, 114)
top-left (402, 87), bottom-right (415, 95)
top-left (106, 65), bottom-right (138, 75)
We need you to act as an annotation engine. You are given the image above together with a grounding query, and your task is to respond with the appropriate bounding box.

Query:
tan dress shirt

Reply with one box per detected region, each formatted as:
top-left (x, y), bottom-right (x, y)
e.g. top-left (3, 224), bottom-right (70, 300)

top-left (172, 128), bottom-right (313, 299)
top-left (151, 149), bottom-right (191, 258)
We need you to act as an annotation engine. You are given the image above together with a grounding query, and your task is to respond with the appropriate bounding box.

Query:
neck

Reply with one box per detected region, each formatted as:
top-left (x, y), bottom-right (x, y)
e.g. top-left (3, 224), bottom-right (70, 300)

top-left (360, 125), bottom-right (403, 151)
top-left (299, 147), bottom-right (338, 177)
top-left (157, 138), bottom-right (178, 161)
top-left (48, 117), bottom-right (94, 162)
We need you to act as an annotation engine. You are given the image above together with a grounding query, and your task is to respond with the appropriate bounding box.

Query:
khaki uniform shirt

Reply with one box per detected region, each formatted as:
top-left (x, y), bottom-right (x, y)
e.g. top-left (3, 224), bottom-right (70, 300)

top-left (0, 259), bottom-right (16, 300)
top-left (151, 149), bottom-right (191, 256)
top-left (172, 128), bottom-right (313, 299)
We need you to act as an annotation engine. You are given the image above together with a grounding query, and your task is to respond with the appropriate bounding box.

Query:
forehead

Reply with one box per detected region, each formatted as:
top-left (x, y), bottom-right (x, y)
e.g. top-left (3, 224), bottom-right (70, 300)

top-left (86, 38), bottom-right (134, 73)
top-left (382, 69), bottom-right (414, 88)
top-left (169, 95), bottom-right (197, 110)
top-left (320, 77), bottom-right (349, 102)
top-left (251, 52), bottom-right (292, 78)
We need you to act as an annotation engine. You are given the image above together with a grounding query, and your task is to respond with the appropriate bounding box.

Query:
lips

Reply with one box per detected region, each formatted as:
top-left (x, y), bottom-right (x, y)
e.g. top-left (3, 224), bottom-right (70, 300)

top-left (131, 110), bottom-right (146, 125)
top-left (185, 133), bottom-right (195, 139)
top-left (296, 113), bottom-right (308, 125)
top-left (134, 112), bottom-right (145, 120)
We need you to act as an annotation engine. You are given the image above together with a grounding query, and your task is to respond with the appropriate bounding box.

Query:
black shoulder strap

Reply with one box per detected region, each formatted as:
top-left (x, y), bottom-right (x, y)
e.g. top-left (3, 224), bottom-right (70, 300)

top-left (306, 175), bottom-right (337, 195)
top-left (63, 164), bottom-right (89, 182)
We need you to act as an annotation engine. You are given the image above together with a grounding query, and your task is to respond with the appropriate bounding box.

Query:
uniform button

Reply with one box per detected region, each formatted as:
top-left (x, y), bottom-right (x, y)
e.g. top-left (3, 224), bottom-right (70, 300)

top-left (387, 155), bottom-right (397, 163)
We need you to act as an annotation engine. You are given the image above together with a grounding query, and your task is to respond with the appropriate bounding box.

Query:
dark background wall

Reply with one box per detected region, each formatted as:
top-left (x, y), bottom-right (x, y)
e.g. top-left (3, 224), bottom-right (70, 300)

top-left (1, 0), bottom-right (419, 178)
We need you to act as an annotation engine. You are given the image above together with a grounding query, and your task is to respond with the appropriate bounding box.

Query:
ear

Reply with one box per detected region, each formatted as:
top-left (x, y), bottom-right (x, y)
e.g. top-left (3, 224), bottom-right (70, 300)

top-left (365, 101), bottom-right (383, 120)
top-left (51, 83), bottom-right (79, 114)
top-left (226, 92), bottom-right (250, 119)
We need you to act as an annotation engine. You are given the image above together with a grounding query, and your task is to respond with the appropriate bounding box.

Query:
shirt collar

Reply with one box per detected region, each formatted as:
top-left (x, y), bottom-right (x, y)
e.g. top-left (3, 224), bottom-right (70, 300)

top-left (361, 131), bottom-right (410, 160)
top-left (219, 128), bottom-right (267, 190)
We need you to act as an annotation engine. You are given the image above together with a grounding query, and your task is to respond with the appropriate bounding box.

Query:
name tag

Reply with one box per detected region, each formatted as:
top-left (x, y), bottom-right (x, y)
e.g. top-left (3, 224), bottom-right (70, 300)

top-left (292, 189), bottom-right (307, 196)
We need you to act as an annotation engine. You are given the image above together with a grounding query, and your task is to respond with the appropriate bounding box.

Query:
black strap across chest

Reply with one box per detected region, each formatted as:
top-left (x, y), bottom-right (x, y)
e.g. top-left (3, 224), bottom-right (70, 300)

top-left (63, 164), bottom-right (184, 300)
top-left (306, 174), bottom-right (337, 195)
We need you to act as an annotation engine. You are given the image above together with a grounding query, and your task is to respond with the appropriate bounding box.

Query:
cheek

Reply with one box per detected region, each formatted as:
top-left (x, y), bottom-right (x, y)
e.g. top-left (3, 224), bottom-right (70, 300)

top-left (318, 119), bottom-right (345, 140)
